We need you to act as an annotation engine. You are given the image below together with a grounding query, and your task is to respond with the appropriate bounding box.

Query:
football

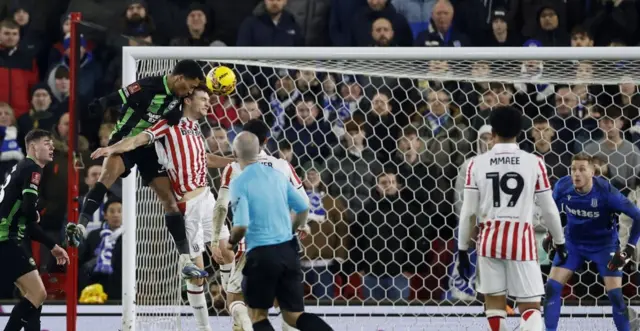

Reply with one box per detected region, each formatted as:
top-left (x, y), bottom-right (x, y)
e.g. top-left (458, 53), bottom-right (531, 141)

top-left (206, 66), bottom-right (236, 96)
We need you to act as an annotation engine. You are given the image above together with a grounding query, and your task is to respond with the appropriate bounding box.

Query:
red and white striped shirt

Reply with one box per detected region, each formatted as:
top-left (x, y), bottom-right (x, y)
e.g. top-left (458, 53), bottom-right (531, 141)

top-left (144, 118), bottom-right (208, 200)
top-left (463, 143), bottom-right (551, 261)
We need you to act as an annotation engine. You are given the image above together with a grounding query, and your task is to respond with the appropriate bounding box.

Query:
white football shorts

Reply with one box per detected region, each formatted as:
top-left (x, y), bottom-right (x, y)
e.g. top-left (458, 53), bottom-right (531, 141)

top-left (476, 256), bottom-right (544, 302)
top-left (180, 188), bottom-right (215, 258)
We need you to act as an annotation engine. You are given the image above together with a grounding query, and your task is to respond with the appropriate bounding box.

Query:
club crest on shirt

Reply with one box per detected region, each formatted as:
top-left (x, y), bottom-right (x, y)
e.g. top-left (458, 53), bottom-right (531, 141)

top-left (126, 83), bottom-right (141, 95)
top-left (30, 172), bottom-right (40, 185)
top-left (591, 199), bottom-right (598, 208)
top-left (167, 99), bottom-right (180, 111)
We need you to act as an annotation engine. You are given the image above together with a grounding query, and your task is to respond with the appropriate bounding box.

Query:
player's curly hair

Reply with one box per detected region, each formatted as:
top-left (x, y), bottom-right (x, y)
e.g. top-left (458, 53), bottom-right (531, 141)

top-left (172, 60), bottom-right (205, 81)
top-left (489, 106), bottom-right (522, 139)
top-left (242, 119), bottom-right (270, 147)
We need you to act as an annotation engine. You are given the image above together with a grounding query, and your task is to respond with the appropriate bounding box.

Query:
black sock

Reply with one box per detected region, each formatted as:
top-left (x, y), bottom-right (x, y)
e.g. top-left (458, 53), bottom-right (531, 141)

top-left (79, 182), bottom-right (108, 227)
top-left (24, 305), bottom-right (41, 331)
top-left (253, 319), bottom-right (275, 331)
top-left (295, 312), bottom-right (333, 331)
top-left (4, 298), bottom-right (37, 331)
top-left (165, 212), bottom-right (189, 255)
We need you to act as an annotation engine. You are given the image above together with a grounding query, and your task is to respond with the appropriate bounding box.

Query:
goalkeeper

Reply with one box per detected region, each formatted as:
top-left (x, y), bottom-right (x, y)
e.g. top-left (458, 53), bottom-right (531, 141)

top-left (66, 60), bottom-right (222, 277)
top-left (543, 153), bottom-right (640, 331)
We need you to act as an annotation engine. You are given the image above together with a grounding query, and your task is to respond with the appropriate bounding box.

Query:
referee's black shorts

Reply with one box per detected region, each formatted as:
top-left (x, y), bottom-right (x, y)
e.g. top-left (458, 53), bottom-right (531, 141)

top-left (0, 240), bottom-right (36, 285)
top-left (242, 238), bottom-right (304, 312)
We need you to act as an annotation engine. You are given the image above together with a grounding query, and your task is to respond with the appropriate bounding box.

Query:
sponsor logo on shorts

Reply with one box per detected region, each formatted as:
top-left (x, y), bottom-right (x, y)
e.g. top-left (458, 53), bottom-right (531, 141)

top-left (192, 243), bottom-right (199, 252)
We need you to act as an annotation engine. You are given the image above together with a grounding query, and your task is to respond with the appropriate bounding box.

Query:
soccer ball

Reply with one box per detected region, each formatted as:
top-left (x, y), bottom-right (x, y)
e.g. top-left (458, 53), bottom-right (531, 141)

top-left (206, 66), bottom-right (236, 96)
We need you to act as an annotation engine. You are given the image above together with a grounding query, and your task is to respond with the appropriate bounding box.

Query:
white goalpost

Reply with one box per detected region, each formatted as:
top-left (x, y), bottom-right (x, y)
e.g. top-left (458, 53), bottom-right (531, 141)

top-left (121, 46), bottom-right (640, 331)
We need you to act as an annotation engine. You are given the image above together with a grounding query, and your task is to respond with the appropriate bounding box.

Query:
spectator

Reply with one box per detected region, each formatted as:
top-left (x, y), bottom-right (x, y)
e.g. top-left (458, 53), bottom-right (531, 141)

top-left (48, 66), bottom-right (70, 104)
top-left (532, 3), bottom-right (570, 46)
top-left (329, 0), bottom-right (367, 46)
top-left (78, 199), bottom-right (123, 300)
top-left (103, 32), bottom-right (152, 93)
top-left (322, 120), bottom-right (382, 220)
top-left (351, 0), bottom-right (413, 46)
top-left (352, 171), bottom-right (422, 301)
top-left (454, 124), bottom-right (493, 218)
top-left (227, 98), bottom-right (263, 144)
top-left (323, 74), bottom-right (364, 138)
top-left (79, 164), bottom-right (109, 233)
top-left (470, 88), bottom-right (499, 132)
top-left (282, 95), bottom-right (336, 165)
top-left (521, 116), bottom-right (571, 185)
top-left (391, 0), bottom-right (435, 38)
top-left (208, 0), bottom-right (262, 46)
top-left (121, 0), bottom-right (156, 39)
top-left (513, 57), bottom-right (555, 118)
top-left (370, 17), bottom-right (396, 46)
top-left (269, 70), bottom-right (301, 139)
top-left (485, 8), bottom-right (522, 47)
top-left (300, 162), bottom-right (348, 300)
top-left (353, 90), bottom-right (404, 164)
top-left (548, 85), bottom-right (595, 153)
top-left (10, 3), bottom-right (40, 52)
top-left (170, 4), bottom-right (212, 46)
top-left (579, 0), bottom-right (637, 46)
top-left (0, 102), bottom-right (23, 179)
top-left (570, 25), bottom-right (594, 47)
top-left (452, 0), bottom-right (508, 45)
top-left (295, 70), bottom-right (323, 97)
top-left (208, 94), bottom-right (238, 130)
top-left (236, 0), bottom-right (304, 46)
top-left (584, 106), bottom-right (640, 192)
top-left (203, 124), bottom-right (232, 156)
top-left (508, 0), bottom-right (567, 40)
top-left (254, 0), bottom-right (332, 46)
top-left (17, 83), bottom-right (61, 152)
top-left (47, 35), bottom-right (101, 104)
top-left (0, 19), bottom-right (38, 119)
top-left (414, 0), bottom-right (470, 47)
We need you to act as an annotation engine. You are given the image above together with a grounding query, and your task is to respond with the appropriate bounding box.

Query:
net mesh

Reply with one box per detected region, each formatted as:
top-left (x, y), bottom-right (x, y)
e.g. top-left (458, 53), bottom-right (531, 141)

top-left (132, 57), bottom-right (640, 331)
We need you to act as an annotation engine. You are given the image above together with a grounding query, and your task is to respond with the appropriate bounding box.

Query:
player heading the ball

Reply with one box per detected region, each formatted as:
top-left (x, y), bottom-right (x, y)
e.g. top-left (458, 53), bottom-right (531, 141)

top-left (543, 152), bottom-right (640, 331)
top-left (457, 106), bottom-right (566, 331)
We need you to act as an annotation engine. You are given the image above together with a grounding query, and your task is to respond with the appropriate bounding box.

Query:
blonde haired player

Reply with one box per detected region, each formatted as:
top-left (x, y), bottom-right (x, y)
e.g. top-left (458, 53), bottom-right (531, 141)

top-left (457, 106), bottom-right (566, 331)
top-left (211, 119), bottom-right (309, 331)
top-left (92, 85), bottom-right (233, 331)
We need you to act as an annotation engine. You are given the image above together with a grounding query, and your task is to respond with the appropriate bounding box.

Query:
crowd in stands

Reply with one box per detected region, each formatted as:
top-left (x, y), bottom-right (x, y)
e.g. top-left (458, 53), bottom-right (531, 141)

top-left (1, 0), bottom-right (640, 308)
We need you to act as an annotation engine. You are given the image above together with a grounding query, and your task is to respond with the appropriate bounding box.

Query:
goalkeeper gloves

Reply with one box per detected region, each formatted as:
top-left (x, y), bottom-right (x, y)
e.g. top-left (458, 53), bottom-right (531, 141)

top-left (457, 250), bottom-right (471, 281)
top-left (608, 244), bottom-right (636, 271)
top-left (542, 233), bottom-right (568, 265)
top-left (66, 223), bottom-right (85, 247)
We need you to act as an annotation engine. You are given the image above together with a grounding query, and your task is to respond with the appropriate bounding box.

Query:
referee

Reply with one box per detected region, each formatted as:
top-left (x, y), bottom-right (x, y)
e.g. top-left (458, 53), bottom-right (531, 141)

top-left (226, 132), bottom-right (333, 331)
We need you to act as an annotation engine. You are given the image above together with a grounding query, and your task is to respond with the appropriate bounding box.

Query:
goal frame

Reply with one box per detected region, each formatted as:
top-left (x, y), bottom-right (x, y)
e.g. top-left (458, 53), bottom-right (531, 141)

top-left (120, 46), bottom-right (640, 330)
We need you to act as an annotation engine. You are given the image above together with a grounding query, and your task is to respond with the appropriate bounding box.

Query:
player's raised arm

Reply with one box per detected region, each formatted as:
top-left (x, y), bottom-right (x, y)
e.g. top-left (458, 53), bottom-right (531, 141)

top-left (535, 161), bottom-right (565, 246)
top-left (91, 119), bottom-right (171, 159)
top-left (457, 159), bottom-right (479, 251)
top-left (206, 154), bottom-right (234, 169)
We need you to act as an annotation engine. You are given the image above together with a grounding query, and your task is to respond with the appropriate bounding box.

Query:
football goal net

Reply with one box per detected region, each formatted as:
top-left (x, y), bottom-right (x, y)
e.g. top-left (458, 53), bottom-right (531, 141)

top-left (121, 46), bottom-right (640, 331)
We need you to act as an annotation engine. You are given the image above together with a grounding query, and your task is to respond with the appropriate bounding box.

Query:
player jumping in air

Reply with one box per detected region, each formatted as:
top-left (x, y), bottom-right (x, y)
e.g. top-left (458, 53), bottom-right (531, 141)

top-left (92, 85), bottom-right (232, 331)
top-left (457, 106), bottom-right (566, 331)
top-left (211, 119), bottom-right (309, 331)
top-left (543, 153), bottom-right (640, 331)
top-left (2, 129), bottom-right (70, 331)
top-left (68, 60), bottom-right (230, 278)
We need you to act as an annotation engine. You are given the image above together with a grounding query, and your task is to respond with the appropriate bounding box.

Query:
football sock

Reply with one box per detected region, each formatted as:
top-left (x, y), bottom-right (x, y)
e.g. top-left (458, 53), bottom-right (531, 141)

top-left (24, 305), bottom-right (42, 331)
top-left (544, 278), bottom-right (564, 331)
top-left (485, 309), bottom-right (508, 331)
top-left (295, 312), bottom-right (333, 331)
top-left (519, 308), bottom-right (542, 331)
top-left (230, 301), bottom-right (253, 331)
top-left (253, 319), bottom-right (274, 331)
top-left (4, 297), bottom-right (38, 331)
top-left (220, 263), bottom-right (233, 291)
top-left (608, 288), bottom-right (631, 331)
top-left (79, 182), bottom-right (108, 227)
top-left (187, 282), bottom-right (211, 331)
top-left (165, 212), bottom-right (190, 255)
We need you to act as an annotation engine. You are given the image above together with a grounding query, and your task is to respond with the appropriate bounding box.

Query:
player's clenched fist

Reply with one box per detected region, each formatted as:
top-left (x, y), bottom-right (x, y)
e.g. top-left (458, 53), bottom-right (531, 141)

top-left (543, 233), bottom-right (568, 265)
top-left (608, 244), bottom-right (636, 271)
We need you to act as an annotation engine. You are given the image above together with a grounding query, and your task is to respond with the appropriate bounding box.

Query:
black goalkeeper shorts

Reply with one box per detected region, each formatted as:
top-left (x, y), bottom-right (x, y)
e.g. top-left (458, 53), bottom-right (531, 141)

top-left (242, 238), bottom-right (304, 312)
top-left (0, 240), bottom-right (36, 285)
top-left (117, 145), bottom-right (167, 186)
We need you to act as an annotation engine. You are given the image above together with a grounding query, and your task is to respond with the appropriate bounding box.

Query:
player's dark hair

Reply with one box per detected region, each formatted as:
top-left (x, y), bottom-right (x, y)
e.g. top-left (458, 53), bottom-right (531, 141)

top-left (242, 119), bottom-right (270, 147)
top-left (489, 106), bottom-right (522, 139)
top-left (571, 152), bottom-right (593, 164)
top-left (25, 129), bottom-right (52, 146)
top-left (191, 83), bottom-right (211, 96)
top-left (172, 60), bottom-right (205, 81)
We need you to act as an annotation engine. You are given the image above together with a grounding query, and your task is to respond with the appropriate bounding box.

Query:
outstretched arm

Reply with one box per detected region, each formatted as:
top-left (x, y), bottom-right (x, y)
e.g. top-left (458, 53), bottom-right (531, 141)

top-left (91, 134), bottom-right (150, 159)
top-left (206, 154), bottom-right (234, 168)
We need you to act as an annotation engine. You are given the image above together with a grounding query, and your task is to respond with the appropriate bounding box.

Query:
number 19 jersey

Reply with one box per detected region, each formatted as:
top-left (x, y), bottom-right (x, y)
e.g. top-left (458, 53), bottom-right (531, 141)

top-left (465, 143), bottom-right (551, 261)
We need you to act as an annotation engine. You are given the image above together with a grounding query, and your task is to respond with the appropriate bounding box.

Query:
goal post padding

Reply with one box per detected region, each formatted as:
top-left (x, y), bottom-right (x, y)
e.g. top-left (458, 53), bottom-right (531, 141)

top-left (121, 46), bottom-right (640, 331)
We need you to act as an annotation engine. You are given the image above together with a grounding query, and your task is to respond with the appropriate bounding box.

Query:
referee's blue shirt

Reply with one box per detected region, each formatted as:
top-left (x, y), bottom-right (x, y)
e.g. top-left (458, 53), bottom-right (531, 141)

top-left (229, 163), bottom-right (309, 252)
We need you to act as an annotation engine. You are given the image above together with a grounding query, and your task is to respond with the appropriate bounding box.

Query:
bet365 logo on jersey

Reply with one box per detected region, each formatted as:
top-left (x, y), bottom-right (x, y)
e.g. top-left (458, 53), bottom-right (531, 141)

top-left (564, 205), bottom-right (600, 218)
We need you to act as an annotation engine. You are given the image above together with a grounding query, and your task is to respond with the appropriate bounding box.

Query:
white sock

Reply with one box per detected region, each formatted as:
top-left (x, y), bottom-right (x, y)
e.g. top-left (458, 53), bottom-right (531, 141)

top-left (230, 301), bottom-right (253, 331)
top-left (179, 254), bottom-right (193, 268)
top-left (281, 320), bottom-right (299, 331)
top-left (486, 309), bottom-right (508, 331)
top-left (519, 309), bottom-right (542, 331)
top-left (187, 282), bottom-right (211, 331)
top-left (220, 263), bottom-right (233, 291)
